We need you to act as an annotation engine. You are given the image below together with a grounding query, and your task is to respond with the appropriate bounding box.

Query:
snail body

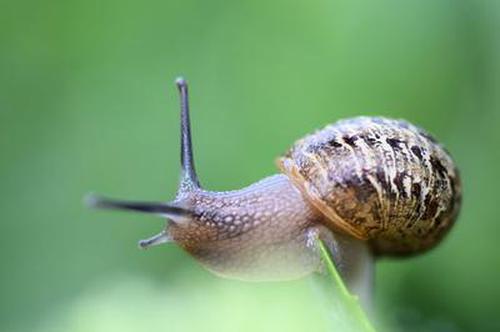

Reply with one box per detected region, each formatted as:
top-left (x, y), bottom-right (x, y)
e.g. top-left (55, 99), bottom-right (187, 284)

top-left (88, 78), bottom-right (461, 296)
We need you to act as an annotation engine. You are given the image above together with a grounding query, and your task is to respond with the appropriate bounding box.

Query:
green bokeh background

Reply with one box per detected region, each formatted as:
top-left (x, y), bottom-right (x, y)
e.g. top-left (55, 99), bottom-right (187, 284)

top-left (1, 1), bottom-right (499, 331)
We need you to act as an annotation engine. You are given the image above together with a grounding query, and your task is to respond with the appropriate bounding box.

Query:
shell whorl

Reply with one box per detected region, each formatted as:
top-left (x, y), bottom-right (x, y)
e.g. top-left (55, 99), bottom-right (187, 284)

top-left (278, 117), bottom-right (461, 256)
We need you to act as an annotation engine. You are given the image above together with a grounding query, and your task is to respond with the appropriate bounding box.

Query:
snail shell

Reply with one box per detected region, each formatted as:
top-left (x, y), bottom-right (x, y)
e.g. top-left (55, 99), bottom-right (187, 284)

top-left (278, 117), bottom-right (461, 256)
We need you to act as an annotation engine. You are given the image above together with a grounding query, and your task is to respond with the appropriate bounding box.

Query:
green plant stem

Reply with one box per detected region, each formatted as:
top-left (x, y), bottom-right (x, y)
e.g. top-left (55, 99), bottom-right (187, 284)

top-left (317, 239), bottom-right (377, 332)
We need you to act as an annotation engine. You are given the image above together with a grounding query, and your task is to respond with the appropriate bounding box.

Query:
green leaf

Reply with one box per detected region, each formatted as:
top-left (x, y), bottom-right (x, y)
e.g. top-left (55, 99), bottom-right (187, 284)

top-left (316, 239), bottom-right (377, 332)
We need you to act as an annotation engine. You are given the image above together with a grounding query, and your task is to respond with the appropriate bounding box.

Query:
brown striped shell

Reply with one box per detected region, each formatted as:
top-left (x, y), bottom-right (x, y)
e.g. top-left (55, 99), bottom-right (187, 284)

top-left (278, 117), bottom-right (461, 256)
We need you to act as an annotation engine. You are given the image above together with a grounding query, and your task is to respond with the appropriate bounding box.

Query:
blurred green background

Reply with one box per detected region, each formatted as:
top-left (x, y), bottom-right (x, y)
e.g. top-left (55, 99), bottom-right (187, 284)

top-left (1, 0), bottom-right (499, 331)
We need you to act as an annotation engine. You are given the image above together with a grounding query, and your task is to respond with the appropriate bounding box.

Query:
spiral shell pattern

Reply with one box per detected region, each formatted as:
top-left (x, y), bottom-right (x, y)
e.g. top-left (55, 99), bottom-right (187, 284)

top-left (278, 117), bottom-right (461, 255)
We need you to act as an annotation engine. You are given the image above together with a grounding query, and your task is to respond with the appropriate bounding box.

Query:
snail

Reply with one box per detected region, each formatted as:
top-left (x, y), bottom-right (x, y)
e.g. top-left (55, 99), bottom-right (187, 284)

top-left (87, 78), bottom-right (461, 303)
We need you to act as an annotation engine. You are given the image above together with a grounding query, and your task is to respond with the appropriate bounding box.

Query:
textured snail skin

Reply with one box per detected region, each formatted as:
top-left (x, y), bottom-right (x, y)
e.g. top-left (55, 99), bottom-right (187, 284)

top-left (279, 117), bottom-right (461, 255)
top-left (168, 174), bottom-right (372, 292)
top-left (167, 174), bottom-right (323, 281)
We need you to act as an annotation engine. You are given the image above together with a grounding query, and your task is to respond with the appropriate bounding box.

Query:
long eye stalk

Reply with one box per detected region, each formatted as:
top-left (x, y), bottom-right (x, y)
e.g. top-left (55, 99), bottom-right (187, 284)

top-left (85, 194), bottom-right (191, 218)
top-left (86, 78), bottom-right (199, 227)
top-left (176, 77), bottom-right (200, 192)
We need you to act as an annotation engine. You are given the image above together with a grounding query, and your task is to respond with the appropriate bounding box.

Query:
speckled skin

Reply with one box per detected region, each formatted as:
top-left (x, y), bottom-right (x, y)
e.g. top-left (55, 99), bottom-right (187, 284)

top-left (278, 117), bottom-right (461, 255)
top-left (168, 175), bottom-right (324, 281)
top-left (167, 174), bottom-right (373, 287)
